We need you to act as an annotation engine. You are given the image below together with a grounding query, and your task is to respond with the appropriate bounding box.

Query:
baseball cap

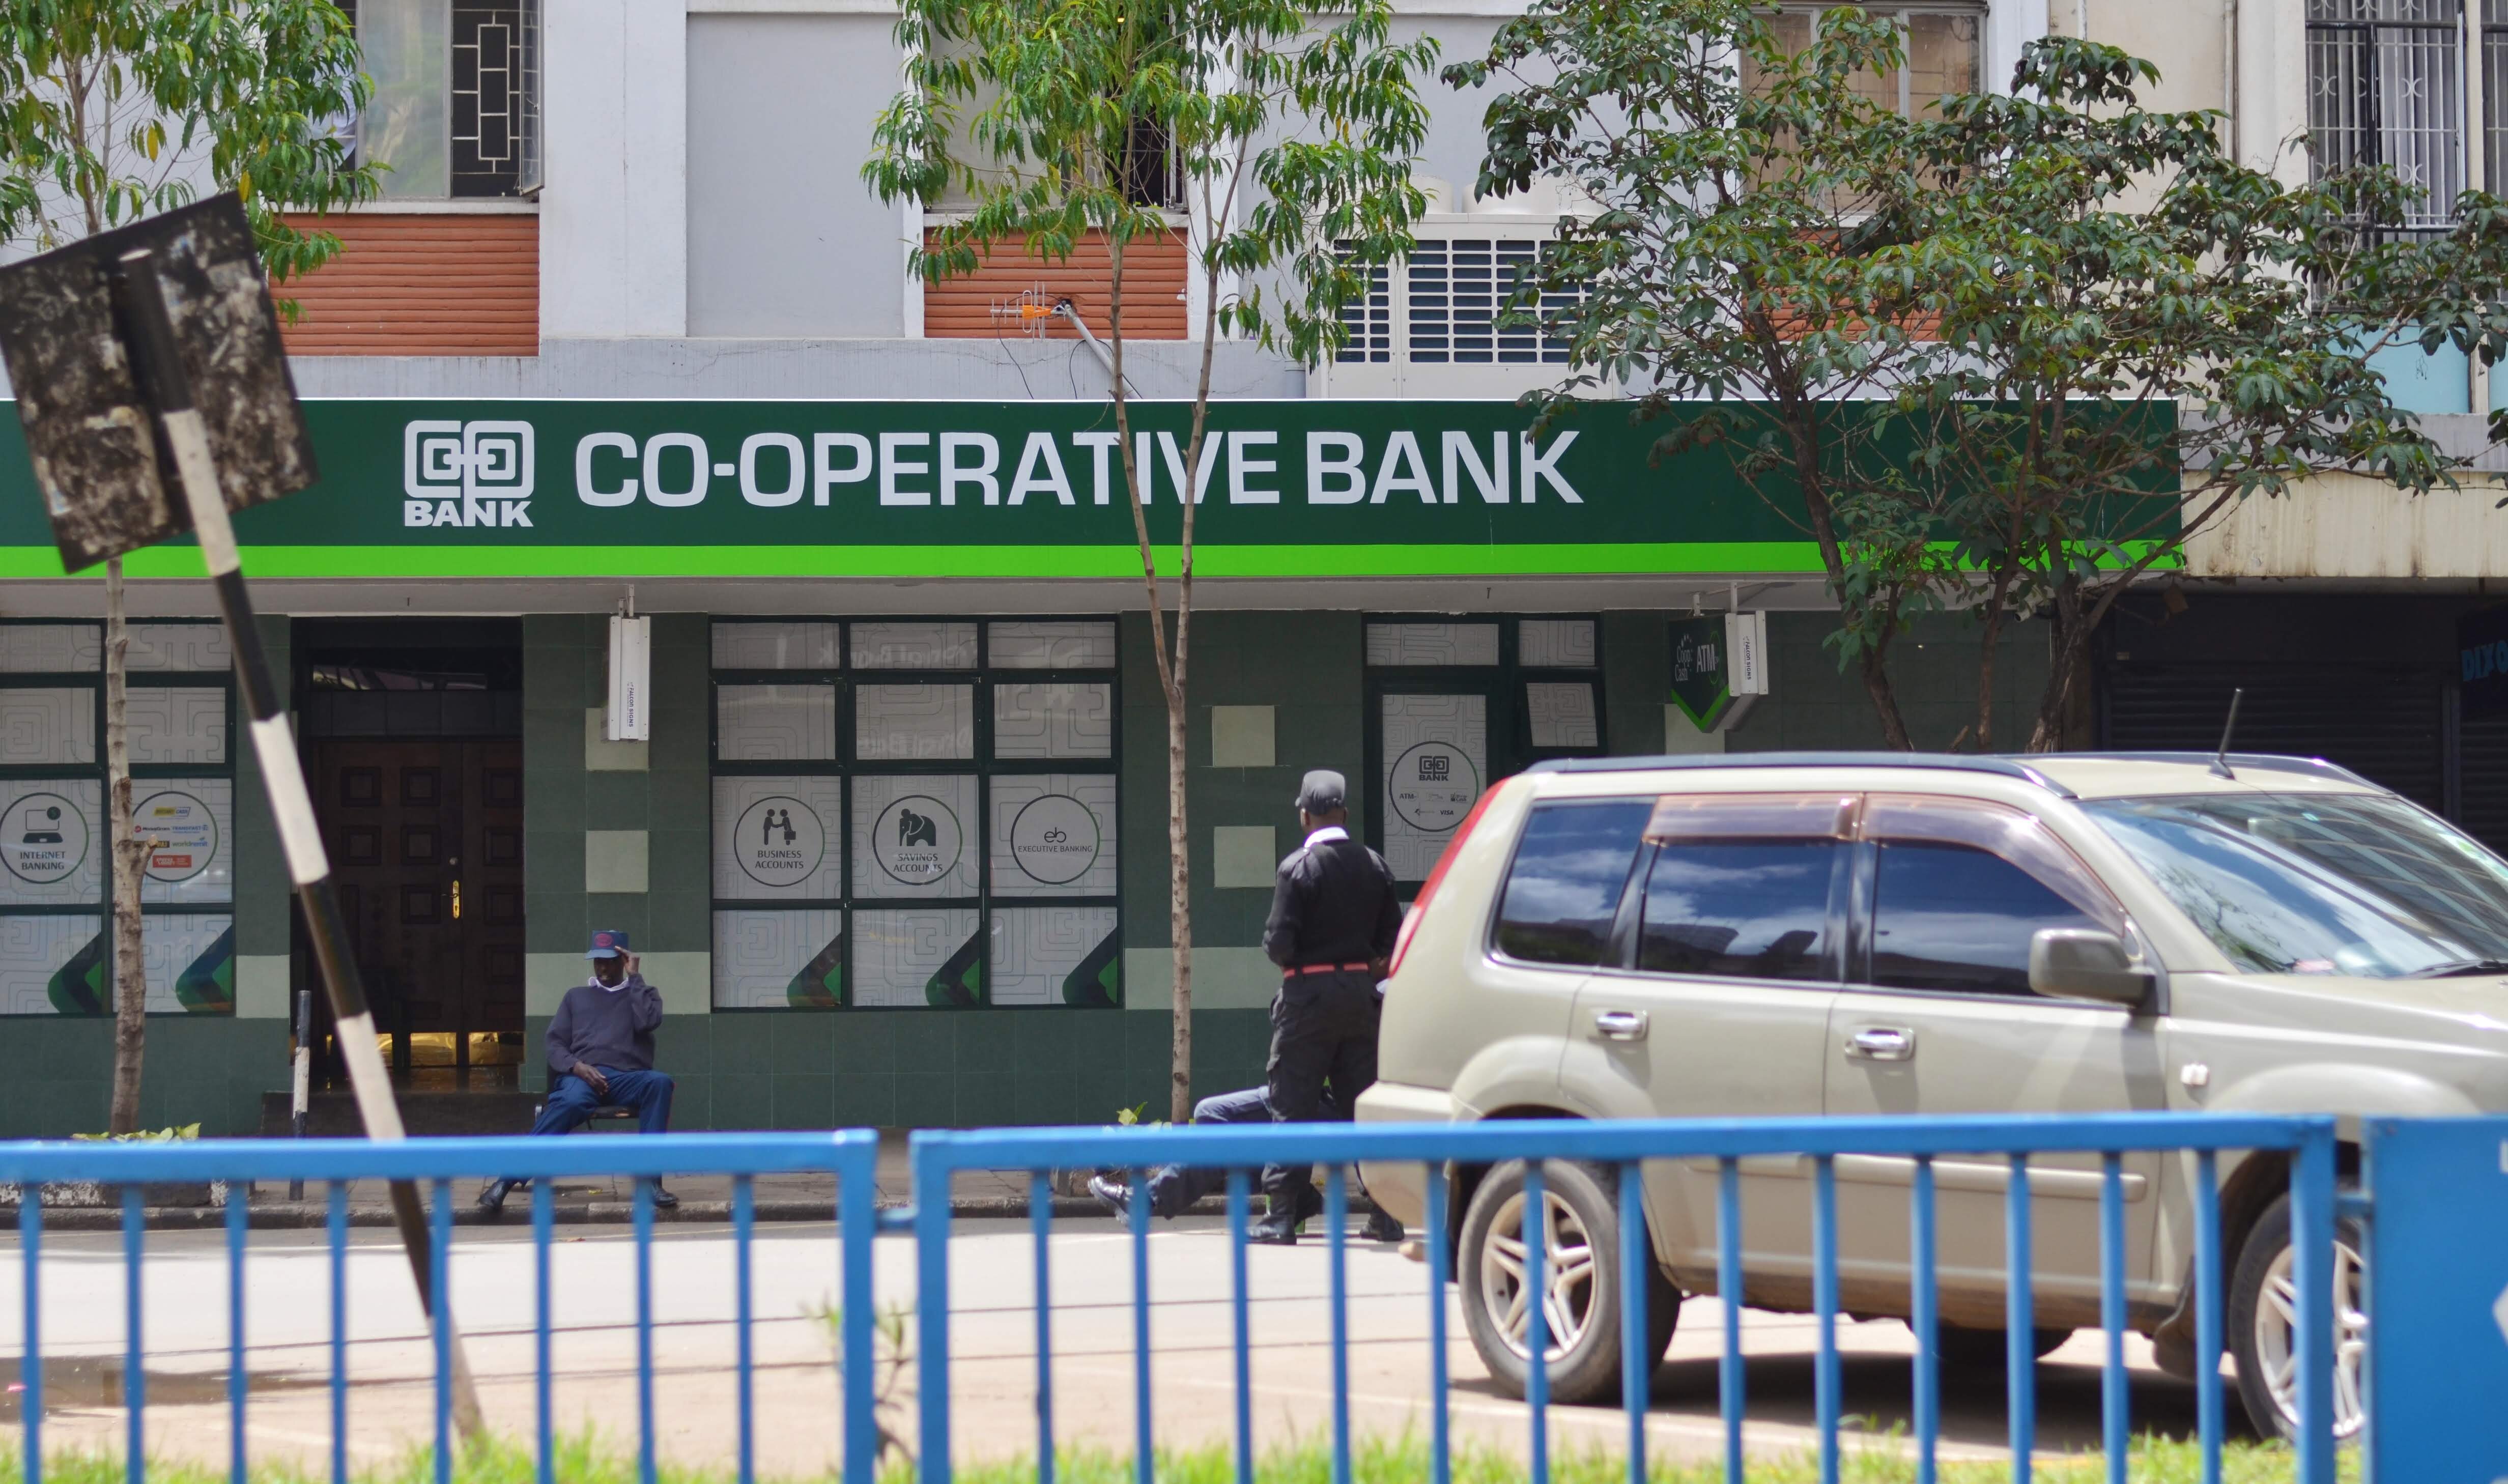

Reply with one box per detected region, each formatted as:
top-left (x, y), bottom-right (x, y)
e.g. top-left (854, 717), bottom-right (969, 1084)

top-left (585, 929), bottom-right (631, 959)
top-left (1295, 769), bottom-right (1348, 814)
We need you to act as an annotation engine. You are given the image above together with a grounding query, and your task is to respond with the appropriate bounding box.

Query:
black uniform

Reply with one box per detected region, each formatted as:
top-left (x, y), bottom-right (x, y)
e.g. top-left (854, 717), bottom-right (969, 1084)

top-left (1260, 826), bottom-right (1402, 1204)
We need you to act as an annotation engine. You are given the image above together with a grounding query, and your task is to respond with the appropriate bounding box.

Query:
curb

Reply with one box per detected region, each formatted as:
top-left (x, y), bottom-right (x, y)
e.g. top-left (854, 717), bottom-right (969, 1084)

top-left (16, 1192), bottom-right (1384, 1232)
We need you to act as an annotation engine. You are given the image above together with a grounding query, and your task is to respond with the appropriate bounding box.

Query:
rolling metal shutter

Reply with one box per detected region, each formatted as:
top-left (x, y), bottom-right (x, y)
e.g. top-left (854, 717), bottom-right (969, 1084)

top-left (2101, 666), bottom-right (2447, 816)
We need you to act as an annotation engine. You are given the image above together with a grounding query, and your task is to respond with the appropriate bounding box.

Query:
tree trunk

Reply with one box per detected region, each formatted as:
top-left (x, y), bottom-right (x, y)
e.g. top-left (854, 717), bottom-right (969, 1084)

top-left (105, 557), bottom-right (146, 1134)
top-left (1166, 691), bottom-right (1192, 1123)
top-left (2027, 584), bottom-right (2096, 753)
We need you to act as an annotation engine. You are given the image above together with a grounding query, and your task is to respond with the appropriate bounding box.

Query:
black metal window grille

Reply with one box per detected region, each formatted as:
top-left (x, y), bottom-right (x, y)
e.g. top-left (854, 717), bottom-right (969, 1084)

top-left (2308, 0), bottom-right (2466, 231)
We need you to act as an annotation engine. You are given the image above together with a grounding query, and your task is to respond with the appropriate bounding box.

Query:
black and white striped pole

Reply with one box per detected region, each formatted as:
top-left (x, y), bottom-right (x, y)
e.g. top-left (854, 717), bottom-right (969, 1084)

top-left (111, 247), bottom-right (485, 1438)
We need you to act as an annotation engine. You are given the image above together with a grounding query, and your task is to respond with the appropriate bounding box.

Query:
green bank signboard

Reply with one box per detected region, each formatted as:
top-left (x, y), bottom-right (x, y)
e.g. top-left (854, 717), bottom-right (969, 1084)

top-left (0, 398), bottom-right (2176, 580)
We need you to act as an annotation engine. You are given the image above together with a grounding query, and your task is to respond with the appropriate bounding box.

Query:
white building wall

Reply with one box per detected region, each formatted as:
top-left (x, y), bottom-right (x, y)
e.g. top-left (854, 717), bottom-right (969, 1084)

top-left (543, 0), bottom-right (690, 338)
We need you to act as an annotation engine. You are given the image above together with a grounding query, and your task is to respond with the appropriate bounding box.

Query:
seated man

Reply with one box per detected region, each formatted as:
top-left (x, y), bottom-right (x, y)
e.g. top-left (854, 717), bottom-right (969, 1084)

top-left (478, 929), bottom-right (676, 1215)
top-left (1088, 1083), bottom-right (1402, 1241)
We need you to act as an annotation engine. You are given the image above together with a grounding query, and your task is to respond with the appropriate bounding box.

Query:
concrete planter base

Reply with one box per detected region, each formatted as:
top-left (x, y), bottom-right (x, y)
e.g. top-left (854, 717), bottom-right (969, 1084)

top-left (0, 1180), bottom-right (227, 1210)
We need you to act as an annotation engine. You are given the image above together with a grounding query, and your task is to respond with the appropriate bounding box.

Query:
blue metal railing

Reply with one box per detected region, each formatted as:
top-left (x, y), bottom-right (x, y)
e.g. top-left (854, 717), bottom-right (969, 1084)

top-left (3, 1112), bottom-right (2340, 1484)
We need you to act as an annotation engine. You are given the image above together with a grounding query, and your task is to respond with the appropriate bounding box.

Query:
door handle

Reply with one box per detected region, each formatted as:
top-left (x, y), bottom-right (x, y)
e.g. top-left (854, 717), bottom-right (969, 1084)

top-left (450, 878), bottom-right (462, 921)
top-left (1845, 1026), bottom-right (1915, 1061)
top-left (1592, 1009), bottom-right (1649, 1042)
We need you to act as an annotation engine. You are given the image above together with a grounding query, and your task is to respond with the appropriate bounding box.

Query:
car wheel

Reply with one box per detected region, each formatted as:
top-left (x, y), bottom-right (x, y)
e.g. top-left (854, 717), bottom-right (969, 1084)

top-left (2228, 1191), bottom-right (2367, 1442)
top-left (1931, 1324), bottom-right (2072, 1369)
top-left (1457, 1159), bottom-right (1678, 1406)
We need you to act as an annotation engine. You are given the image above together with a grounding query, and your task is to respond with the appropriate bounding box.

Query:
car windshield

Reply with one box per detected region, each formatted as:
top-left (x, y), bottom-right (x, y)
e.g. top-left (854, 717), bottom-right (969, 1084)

top-left (2083, 792), bottom-right (2508, 978)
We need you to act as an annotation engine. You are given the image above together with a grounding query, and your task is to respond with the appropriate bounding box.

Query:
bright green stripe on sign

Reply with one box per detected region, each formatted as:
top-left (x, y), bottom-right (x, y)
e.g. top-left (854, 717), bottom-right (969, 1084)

top-left (0, 543), bottom-right (1837, 580)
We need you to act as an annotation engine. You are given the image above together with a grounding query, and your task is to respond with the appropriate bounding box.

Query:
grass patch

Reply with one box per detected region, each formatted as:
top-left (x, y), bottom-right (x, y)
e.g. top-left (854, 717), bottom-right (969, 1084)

top-left (0, 1431), bottom-right (2355, 1484)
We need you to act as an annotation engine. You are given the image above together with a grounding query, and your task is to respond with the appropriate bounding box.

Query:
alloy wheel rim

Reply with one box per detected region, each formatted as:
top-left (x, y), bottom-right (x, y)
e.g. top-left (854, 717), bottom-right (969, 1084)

top-left (1478, 1187), bottom-right (1598, 1363)
top-left (2255, 1237), bottom-right (2368, 1440)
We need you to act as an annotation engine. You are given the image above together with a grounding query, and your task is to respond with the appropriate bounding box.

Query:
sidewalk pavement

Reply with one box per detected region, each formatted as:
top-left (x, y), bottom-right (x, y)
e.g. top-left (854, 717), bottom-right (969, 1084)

top-left (6, 1128), bottom-right (1377, 1232)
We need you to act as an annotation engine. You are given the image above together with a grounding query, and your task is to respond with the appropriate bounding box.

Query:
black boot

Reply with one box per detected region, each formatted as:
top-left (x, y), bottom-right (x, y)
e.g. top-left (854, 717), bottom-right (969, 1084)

top-left (1362, 1208), bottom-right (1405, 1243)
top-left (1089, 1174), bottom-right (1132, 1219)
top-left (647, 1180), bottom-right (679, 1210)
top-left (475, 1178), bottom-right (518, 1217)
top-left (1248, 1210), bottom-right (1299, 1245)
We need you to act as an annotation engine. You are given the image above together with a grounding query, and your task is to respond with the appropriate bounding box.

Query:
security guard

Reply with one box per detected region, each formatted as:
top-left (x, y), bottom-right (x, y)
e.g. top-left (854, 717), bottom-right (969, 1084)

top-left (1255, 769), bottom-right (1403, 1244)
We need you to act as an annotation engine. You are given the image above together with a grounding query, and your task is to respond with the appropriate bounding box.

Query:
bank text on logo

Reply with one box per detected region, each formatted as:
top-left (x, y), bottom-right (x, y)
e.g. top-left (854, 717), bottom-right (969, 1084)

top-left (405, 420), bottom-right (534, 528)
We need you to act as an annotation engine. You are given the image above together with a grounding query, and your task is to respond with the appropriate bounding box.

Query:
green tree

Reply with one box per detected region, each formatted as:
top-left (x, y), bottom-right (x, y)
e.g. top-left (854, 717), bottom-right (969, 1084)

top-left (866, 0), bottom-right (1434, 1119)
top-left (0, 0), bottom-right (378, 1129)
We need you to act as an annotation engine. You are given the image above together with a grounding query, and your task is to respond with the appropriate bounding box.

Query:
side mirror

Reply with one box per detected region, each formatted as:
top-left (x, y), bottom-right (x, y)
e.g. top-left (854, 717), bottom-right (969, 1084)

top-left (2029, 928), bottom-right (2155, 1008)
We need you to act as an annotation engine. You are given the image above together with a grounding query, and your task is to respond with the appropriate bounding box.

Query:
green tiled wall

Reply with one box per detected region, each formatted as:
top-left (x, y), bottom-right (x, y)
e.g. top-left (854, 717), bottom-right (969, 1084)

top-left (0, 1017), bottom-right (285, 1137)
top-left (1729, 612), bottom-right (2054, 753)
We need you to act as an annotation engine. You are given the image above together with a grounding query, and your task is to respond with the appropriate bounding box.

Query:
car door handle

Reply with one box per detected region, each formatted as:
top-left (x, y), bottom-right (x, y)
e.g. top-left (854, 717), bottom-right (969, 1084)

top-left (1845, 1026), bottom-right (1916, 1061)
top-left (1592, 1009), bottom-right (1649, 1042)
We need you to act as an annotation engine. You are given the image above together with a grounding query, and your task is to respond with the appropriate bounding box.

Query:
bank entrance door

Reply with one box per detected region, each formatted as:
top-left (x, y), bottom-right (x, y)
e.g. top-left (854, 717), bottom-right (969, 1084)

top-left (296, 622), bottom-right (525, 1086)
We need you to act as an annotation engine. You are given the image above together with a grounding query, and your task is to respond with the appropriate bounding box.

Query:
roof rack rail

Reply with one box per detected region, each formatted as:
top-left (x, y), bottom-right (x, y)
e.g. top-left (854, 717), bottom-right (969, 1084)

top-left (1524, 752), bottom-right (2079, 798)
top-left (2079, 752), bottom-right (2377, 788)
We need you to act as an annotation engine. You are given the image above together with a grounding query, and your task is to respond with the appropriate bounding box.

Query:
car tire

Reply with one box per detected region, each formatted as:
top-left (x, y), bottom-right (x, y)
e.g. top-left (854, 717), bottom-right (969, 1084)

top-left (1932, 1324), bottom-right (2071, 1369)
top-left (1457, 1159), bottom-right (1679, 1406)
top-left (2228, 1191), bottom-right (2367, 1443)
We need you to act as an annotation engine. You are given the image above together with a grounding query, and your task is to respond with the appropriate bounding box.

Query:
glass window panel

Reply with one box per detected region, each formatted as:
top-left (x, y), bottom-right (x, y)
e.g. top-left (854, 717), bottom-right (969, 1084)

top-left (1365, 622), bottom-right (1500, 667)
top-left (990, 620), bottom-right (1118, 669)
top-left (711, 622), bottom-right (841, 670)
top-left (126, 624), bottom-right (232, 672)
top-left (360, 0), bottom-right (452, 197)
top-left (851, 774), bottom-right (979, 898)
top-left (717, 684), bottom-right (837, 761)
top-left (136, 779), bottom-right (232, 906)
top-left (0, 625), bottom-right (99, 673)
top-left (990, 906), bottom-right (1123, 1006)
top-left (856, 684), bottom-right (975, 761)
top-left (1526, 681), bottom-right (1600, 748)
top-left (1518, 619), bottom-right (1598, 668)
top-left (993, 682), bottom-right (1113, 759)
top-left (127, 687), bottom-right (227, 766)
top-left (0, 780), bottom-right (103, 905)
top-left (852, 907), bottom-right (984, 1006)
top-left (0, 689), bottom-right (94, 766)
top-left (851, 621), bottom-right (978, 669)
top-left (1380, 693), bottom-right (1488, 880)
top-left (0, 914), bottom-right (104, 1015)
top-left (713, 908), bottom-right (846, 1009)
top-left (1494, 801), bottom-right (1654, 965)
top-left (711, 776), bottom-right (844, 900)
top-left (1640, 841), bottom-right (1840, 980)
top-left (142, 912), bottom-right (234, 1013)
top-left (1871, 841), bottom-right (2098, 995)
top-left (990, 774), bottom-right (1118, 898)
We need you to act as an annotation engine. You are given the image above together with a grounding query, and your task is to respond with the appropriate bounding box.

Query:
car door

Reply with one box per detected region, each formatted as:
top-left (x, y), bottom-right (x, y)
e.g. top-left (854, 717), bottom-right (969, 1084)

top-left (1563, 791), bottom-right (1853, 1300)
top-left (1822, 793), bottom-right (2171, 1328)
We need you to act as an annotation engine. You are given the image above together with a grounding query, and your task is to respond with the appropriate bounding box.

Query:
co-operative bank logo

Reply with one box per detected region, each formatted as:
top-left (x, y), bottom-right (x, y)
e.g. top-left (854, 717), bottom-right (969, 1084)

top-left (404, 420), bottom-right (535, 528)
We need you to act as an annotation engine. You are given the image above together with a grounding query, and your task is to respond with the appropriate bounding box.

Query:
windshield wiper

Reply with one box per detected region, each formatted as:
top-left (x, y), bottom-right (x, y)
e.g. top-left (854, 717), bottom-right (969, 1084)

top-left (2406, 959), bottom-right (2508, 978)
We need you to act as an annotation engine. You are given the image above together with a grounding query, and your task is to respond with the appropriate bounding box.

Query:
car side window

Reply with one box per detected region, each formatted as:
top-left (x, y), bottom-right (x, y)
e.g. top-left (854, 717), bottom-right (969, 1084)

top-left (1863, 795), bottom-right (2126, 997)
top-left (1492, 800), bottom-right (1654, 966)
top-left (1638, 840), bottom-right (1841, 981)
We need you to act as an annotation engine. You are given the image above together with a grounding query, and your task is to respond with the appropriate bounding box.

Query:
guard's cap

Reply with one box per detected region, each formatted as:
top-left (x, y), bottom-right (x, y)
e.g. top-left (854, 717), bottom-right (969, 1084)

top-left (585, 928), bottom-right (631, 959)
top-left (1295, 769), bottom-right (1348, 814)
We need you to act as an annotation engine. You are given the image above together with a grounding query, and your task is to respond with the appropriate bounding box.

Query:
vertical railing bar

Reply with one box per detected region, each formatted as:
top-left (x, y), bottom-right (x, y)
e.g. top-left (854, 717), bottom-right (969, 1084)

top-left (1328, 1165), bottom-right (1352, 1484)
top-left (20, 1190), bottom-right (39, 1484)
top-left (634, 1177), bottom-right (656, 1484)
top-left (2007, 1154), bottom-right (2035, 1484)
top-left (430, 1179), bottom-right (452, 1484)
top-left (1129, 1165), bottom-right (1152, 1484)
top-left (227, 1181), bottom-right (248, 1484)
top-left (1227, 1168), bottom-right (1253, 1484)
top-left (2193, 1150), bottom-right (2224, 1484)
top-left (1716, 1156), bottom-right (1744, 1484)
top-left (123, 1184), bottom-right (145, 1484)
top-left (734, 1174), bottom-right (756, 1484)
top-left (2292, 1128), bottom-right (2337, 1484)
top-left (1912, 1155), bottom-right (1938, 1484)
top-left (1425, 1163), bottom-right (1451, 1484)
top-left (1617, 1161), bottom-right (1647, 1484)
top-left (1523, 1161), bottom-right (1549, 1484)
top-left (1029, 1171), bottom-right (1054, 1484)
top-left (842, 1144), bottom-right (878, 1484)
top-left (326, 1181), bottom-right (347, 1484)
top-left (1812, 1154), bottom-right (1839, 1484)
top-left (2099, 1153), bottom-right (2127, 1484)
top-left (533, 1178), bottom-right (554, 1484)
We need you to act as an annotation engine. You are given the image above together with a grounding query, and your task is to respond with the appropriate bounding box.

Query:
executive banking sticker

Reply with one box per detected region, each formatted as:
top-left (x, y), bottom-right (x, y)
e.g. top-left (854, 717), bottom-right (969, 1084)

top-left (1, 791), bottom-right (88, 884)
top-left (1009, 793), bottom-right (1101, 886)
top-left (873, 794), bottom-right (964, 886)
top-left (734, 794), bottom-right (827, 889)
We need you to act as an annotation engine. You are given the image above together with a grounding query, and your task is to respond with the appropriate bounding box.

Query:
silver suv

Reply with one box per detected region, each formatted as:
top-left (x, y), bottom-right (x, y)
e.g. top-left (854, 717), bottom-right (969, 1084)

top-left (1356, 752), bottom-right (2508, 1439)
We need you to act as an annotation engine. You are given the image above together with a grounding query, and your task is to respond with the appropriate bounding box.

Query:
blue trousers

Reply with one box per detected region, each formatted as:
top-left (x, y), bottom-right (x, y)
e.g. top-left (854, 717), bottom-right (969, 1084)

top-left (530, 1067), bottom-right (676, 1136)
top-left (1139, 1083), bottom-right (1344, 1218)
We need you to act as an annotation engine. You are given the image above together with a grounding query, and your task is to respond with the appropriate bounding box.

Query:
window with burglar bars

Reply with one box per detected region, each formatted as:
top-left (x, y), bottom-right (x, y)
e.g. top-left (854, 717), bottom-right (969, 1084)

top-left (2487, 0), bottom-right (2508, 195)
top-left (2308, 0), bottom-right (2466, 232)
top-left (1333, 239), bottom-right (1578, 365)
top-left (344, 0), bottom-right (543, 198)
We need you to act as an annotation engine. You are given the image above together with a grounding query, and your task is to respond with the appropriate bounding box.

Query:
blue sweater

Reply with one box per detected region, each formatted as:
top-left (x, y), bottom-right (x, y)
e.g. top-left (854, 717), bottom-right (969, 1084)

top-left (545, 974), bottom-right (664, 1076)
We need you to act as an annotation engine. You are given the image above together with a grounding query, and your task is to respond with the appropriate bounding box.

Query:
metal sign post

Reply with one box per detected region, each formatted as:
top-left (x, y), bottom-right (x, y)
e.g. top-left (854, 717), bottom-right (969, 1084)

top-left (0, 196), bottom-right (482, 1439)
